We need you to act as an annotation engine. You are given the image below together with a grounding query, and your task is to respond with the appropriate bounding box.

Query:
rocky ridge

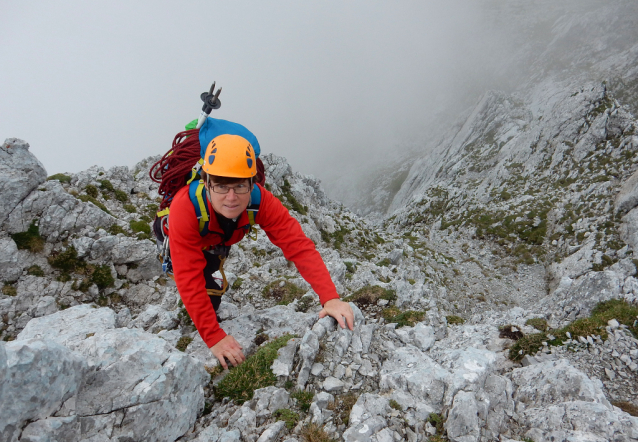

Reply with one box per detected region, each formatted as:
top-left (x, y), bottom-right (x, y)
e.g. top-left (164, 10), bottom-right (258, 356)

top-left (2, 114), bottom-right (638, 442)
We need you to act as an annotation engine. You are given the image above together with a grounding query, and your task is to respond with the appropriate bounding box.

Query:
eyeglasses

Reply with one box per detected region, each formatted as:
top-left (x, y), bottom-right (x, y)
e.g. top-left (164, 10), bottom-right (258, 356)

top-left (208, 183), bottom-right (251, 194)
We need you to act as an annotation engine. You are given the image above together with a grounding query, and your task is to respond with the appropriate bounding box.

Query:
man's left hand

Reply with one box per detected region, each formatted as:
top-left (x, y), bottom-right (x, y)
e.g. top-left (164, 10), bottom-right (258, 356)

top-left (319, 299), bottom-right (355, 330)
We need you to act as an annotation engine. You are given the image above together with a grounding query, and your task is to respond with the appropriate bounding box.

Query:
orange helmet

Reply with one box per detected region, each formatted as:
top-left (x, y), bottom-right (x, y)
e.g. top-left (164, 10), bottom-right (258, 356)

top-left (202, 134), bottom-right (257, 178)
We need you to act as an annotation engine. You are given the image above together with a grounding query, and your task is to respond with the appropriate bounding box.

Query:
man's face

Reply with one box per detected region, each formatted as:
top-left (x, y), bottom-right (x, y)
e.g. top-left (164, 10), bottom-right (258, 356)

top-left (206, 179), bottom-right (251, 219)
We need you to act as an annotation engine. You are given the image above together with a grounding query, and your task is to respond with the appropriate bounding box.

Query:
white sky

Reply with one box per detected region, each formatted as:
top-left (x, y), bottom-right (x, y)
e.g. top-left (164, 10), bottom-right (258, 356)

top-left (0, 1), bottom-right (535, 189)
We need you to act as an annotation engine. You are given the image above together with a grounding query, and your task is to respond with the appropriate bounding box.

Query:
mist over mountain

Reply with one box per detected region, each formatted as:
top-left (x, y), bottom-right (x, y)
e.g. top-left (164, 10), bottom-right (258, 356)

top-left (331, 0), bottom-right (638, 215)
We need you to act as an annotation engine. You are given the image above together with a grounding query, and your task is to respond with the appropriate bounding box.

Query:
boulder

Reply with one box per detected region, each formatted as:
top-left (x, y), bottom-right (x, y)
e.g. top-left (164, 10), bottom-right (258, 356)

top-left (17, 304), bottom-right (117, 349)
top-left (4, 180), bottom-right (115, 240)
top-left (621, 206), bottom-right (638, 251)
top-left (7, 308), bottom-right (209, 442)
top-left (512, 358), bottom-right (610, 410)
top-left (271, 336), bottom-right (298, 376)
top-left (0, 339), bottom-right (86, 442)
top-left (0, 237), bottom-right (21, 282)
top-left (615, 167), bottom-right (638, 215)
top-left (511, 359), bottom-right (638, 440)
top-left (445, 391), bottom-right (480, 442)
top-left (73, 328), bottom-right (209, 441)
top-left (89, 235), bottom-right (161, 282)
top-left (379, 345), bottom-right (450, 409)
top-left (0, 139), bottom-right (47, 226)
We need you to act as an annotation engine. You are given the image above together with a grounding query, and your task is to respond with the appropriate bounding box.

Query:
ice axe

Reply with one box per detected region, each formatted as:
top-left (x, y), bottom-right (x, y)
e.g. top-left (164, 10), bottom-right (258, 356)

top-left (195, 82), bottom-right (222, 129)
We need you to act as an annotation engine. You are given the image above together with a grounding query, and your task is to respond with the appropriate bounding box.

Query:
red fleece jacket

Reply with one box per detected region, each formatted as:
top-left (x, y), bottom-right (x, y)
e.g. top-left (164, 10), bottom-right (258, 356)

top-left (168, 183), bottom-right (340, 347)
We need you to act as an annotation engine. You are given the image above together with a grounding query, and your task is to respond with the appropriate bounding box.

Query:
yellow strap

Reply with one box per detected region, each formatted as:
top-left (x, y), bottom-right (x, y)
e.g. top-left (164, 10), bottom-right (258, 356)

top-left (157, 208), bottom-right (170, 218)
top-left (206, 256), bottom-right (228, 296)
top-left (186, 159), bottom-right (205, 185)
top-left (195, 180), bottom-right (208, 232)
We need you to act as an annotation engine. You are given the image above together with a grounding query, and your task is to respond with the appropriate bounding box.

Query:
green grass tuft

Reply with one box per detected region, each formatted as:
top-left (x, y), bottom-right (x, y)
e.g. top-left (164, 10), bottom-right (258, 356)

top-left (300, 423), bottom-right (336, 442)
top-left (214, 334), bottom-right (294, 404)
top-left (48, 246), bottom-right (82, 273)
top-left (262, 280), bottom-right (305, 305)
top-left (114, 189), bottom-right (129, 202)
top-left (2, 284), bottom-right (17, 297)
top-left (27, 265), bottom-right (45, 277)
top-left (176, 336), bottom-right (193, 352)
top-left (77, 194), bottom-right (110, 214)
top-left (382, 307), bottom-right (426, 328)
top-left (446, 315), bottom-right (465, 325)
top-left (108, 225), bottom-right (127, 235)
top-left (509, 299), bottom-right (638, 361)
top-left (91, 264), bottom-right (114, 289)
top-left (232, 277), bottom-right (243, 290)
top-left (129, 220), bottom-right (151, 236)
top-left (343, 285), bottom-right (396, 308)
top-left (525, 317), bottom-right (548, 332)
top-left (389, 399), bottom-right (403, 411)
top-left (291, 390), bottom-right (314, 412)
top-left (85, 185), bottom-right (99, 198)
top-left (98, 179), bottom-right (114, 192)
top-left (47, 173), bottom-right (72, 184)
top-left (11, 221), bottom-right (45, 253)
top-left (273, 408), bottom-right (300, 429)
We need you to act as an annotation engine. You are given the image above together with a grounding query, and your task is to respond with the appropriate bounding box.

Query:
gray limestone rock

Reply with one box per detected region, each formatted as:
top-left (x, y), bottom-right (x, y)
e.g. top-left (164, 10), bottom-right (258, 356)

top-left (228, 405), bottom-right (257, 432)
top-left (482, 374), bottom-right (514, 439)
top-left (19, 416), bottom-right (80, 442)
top-left (252, 386), bottom-right (290, 414)
top-left (4, 180), bottom-right (115, 241)
top-left (0, 237), bottom-right (21, 283)
top-left (130, 304), bottom-right (178, 333)
top-left (323, 376), bottom-right (345, 392)
top-left (314, 392), bottom-right (334, 409)
top-left (256, 421), bottom-right (286, 442)
top-left (445, 391), bottom-right (480, 442)
top-left (297, 329), bottom-right (320, 388)
top-left (217, 300), bottom-right (240, 321)
top-left (89, 235), bottom-right (160, 282)
top-left (271, 335), bottom-right (298, 376)
top-left (615, 167), bottom-right (638, 215)
top-left (510, 359), bottom-right (638, 440)
top-left (0, 339), bottom-right (86, 442)
top-left (620, 206), bottom-right (638, 251)
top-left (73, 328), bottom-right (209, 441)
top-left (379, 345), bottom-right (450, 409)
top-left (347, 394), bottom-right (389, 429)
top-left (394, 322), bottom-right (436, 351)
top-left (312, 315), bottom-right (337, 339)
top-left (17, 304), bottom-right (117, 349)
top-left (0, 138), bottom-right (47, 226)
top-left (512, 359), bottom-right (610, 409)
top-left (342, 415), bottom-right (387, 442)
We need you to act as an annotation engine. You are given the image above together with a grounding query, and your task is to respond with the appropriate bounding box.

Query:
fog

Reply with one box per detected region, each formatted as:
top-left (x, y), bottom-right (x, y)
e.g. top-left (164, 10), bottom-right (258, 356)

top-left (0, 1), bottom-right (629, 199)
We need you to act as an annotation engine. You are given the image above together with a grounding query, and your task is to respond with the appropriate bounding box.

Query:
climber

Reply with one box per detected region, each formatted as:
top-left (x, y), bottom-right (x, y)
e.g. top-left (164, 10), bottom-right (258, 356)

top-left (165, 128), bottom-right (355, 370)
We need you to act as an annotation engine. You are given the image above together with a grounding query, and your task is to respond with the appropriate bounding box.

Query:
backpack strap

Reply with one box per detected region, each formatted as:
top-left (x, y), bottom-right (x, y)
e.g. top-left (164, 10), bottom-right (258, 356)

top-left (246, 184), bottom-right (261, 226)
top-left (244, 185), bottom-right (261, 240)
top-left (186, 158), bottom-right (205, 185)
top-left (188, 180), bottom-right (261, 238)
top-left (189, 179), bottom-right (210, 234)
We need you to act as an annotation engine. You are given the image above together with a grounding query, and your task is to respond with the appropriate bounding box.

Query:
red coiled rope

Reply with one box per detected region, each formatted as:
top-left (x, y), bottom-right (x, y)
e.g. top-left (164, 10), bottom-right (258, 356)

top-left (150, 129), bottom-right (201, 211)
top-left (149, 128), bottom-right (266, 212)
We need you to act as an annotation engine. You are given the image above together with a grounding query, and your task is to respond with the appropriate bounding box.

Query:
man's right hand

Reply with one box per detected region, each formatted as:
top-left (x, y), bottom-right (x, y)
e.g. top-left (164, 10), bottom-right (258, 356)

top-left (210, 335), bottom-right (245, 370)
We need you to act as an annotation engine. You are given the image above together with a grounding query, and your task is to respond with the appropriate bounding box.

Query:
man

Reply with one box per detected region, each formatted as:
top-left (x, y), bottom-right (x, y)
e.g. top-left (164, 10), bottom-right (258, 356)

top-left (167, 128), bottom-right (355, 369)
